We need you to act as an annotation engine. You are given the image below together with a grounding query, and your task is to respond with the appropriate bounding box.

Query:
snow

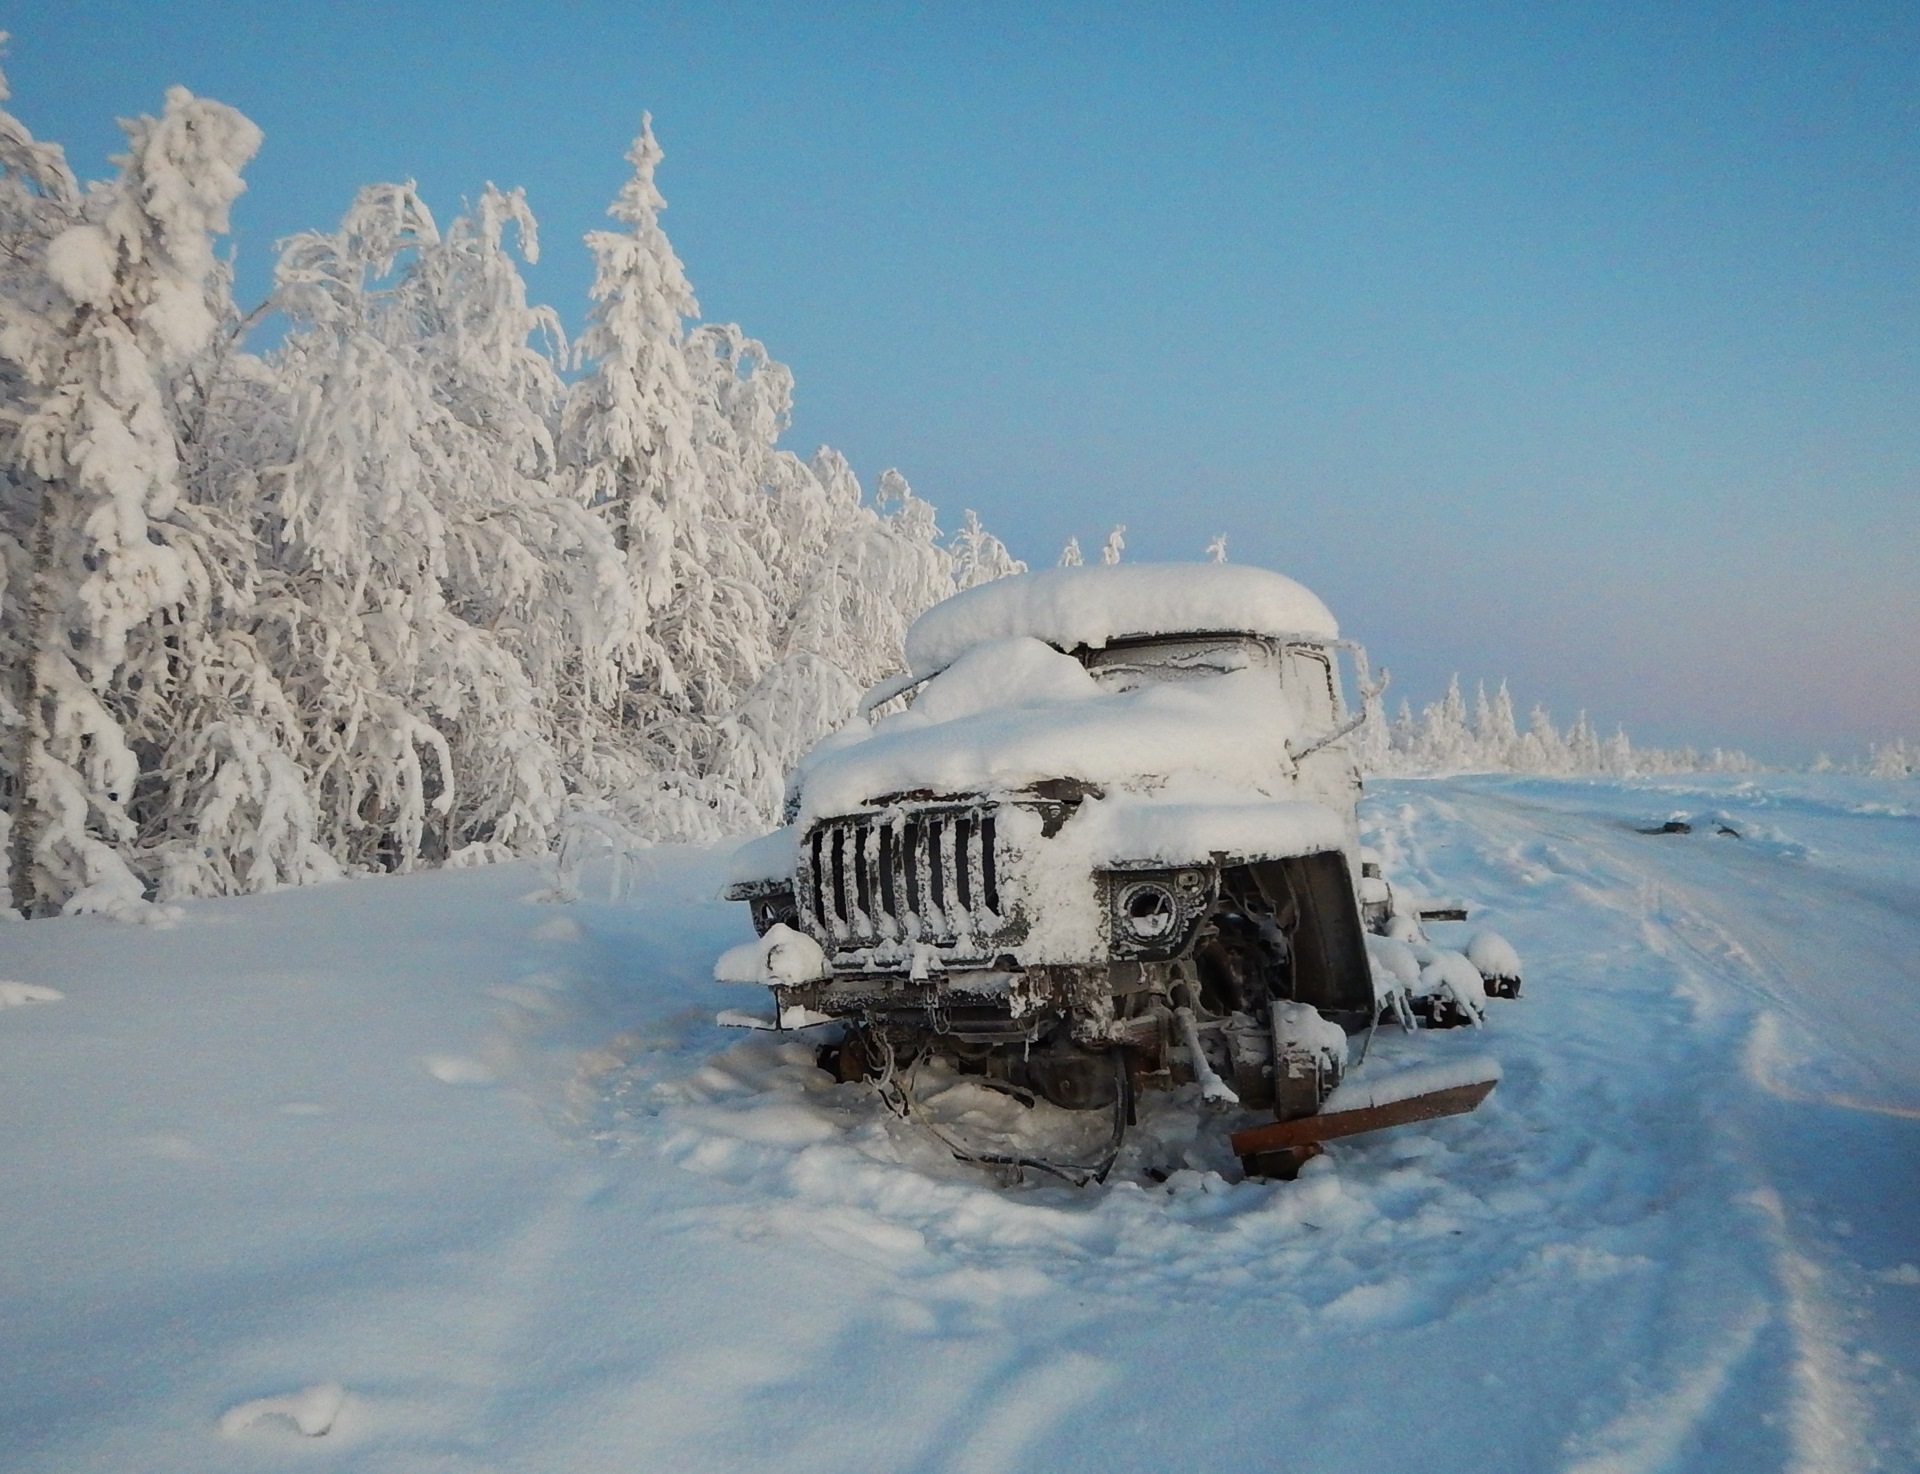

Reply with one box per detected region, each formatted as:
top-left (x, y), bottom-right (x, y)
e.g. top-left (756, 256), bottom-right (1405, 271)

top-left (1467, 927), bottom-right (1523, 982)
top-left (1273, 997), bottom-right (1350, 1071)
top-left (793, 666), bottom-right (1307, 827)
top-left (5, 771), bottom-right (1920, 1471)
top-left (713, 921), bottom-right (829, 985)
top-left (43, 224), bottom-right (113, 306)
top-left (724, 824), bottom-right (798, 887)
top-left (1066, 795), bottom-right (1346, 867)
top-left (1416, 948), bottom-right (1490, 1022)
top-left (905, 636), bottom-right (1100, 723)
top-left (903, 563), bottom-right (1341, 678)
top-left (1320, 1054), bottom-right (1501, 1114)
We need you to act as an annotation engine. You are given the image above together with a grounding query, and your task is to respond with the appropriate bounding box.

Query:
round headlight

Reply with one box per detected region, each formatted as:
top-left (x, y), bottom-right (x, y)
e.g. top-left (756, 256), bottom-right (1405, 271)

top-left (1117, 881), bottom-right (1179, 942)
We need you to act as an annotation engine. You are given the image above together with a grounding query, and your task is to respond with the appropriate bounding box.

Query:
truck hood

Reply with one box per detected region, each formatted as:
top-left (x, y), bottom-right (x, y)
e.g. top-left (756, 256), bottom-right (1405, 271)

top-left (791, 639), bottom-right (1306, 828)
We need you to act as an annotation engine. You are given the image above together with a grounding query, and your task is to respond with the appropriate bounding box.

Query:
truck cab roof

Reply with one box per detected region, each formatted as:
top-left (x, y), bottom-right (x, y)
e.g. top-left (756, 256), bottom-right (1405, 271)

top-left (903, 563), bottom-right (1341, 679)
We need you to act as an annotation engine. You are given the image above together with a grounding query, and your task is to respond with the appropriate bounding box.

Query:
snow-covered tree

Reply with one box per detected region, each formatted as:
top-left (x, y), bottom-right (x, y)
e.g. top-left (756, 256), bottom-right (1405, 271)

top-left (262, 182), bottom-right (582, 872)
top-left (0, 79), bottom-right (328, 915)
top-left (1483, 681), bottom-right (1520, 767)
top-left (0, 74), bottom-right (1032, 898)
top-left (561, 116), bottom-right (712, 729)
top-left (1058, 535), bottom-right (1083, 567)
top-left (1100, 524), bottom-right (1127, 565)
top-left (1517, 704), bottom-right (1570, 773)
top-left (1206, 534), bottom-right (1228, 563)
top-left (949, 507), bottom-right (1026, 590)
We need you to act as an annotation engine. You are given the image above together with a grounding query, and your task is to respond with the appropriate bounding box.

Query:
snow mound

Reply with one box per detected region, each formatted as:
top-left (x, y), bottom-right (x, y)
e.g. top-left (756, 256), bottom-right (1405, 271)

top-left (904, 563), bottom-right (1340, 677)
top-left (714, 922), bottom-right (830, 985)
top-left (217, 1381), bottom-right (347, 1439)
top-left (1365, 934), bottom-right (1422, 993)
top-left (1415, 950), bottom-right (1488, 1023)
top-left (726, 825), bottom-right (799, 887)
top-left (908, 637), bottom-right (1101, 723)
top-left (45, 224), bottom-right (116, 307)
top-left (1466, 929), bottom-right (1522, 982)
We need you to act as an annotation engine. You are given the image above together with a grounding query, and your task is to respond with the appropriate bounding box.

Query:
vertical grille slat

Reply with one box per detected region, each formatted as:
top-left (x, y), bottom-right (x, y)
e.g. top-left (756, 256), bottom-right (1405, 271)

top-left (877, 821), bottom-right (898, 929)
top-left (807, 805), bottom-right (1010, 955)
top-left (927, 818), bottom-right (947, 925)
top-left (809, 829), bottom-right (826, 930)
top-left (829, 827), bottom-right (848, 930)
top-left (953, 815), bottom-right (973, 911)
top-left (981, 813), bottom-right (999, 914)
top-left (852, 822), bottom-right (874, 935)
top-left (903, 819), bottom-right (922, 917)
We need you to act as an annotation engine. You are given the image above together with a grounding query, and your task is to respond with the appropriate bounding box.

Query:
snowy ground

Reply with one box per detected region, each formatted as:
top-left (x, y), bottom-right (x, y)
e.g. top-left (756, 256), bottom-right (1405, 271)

top-left (3, 774), bottom-right (1918, 1473)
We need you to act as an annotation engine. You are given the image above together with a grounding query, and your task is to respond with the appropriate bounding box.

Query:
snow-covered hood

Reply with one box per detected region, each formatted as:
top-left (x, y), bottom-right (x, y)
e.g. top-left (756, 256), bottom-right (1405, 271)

top-left (792, 636), bottom-right (1305, 827)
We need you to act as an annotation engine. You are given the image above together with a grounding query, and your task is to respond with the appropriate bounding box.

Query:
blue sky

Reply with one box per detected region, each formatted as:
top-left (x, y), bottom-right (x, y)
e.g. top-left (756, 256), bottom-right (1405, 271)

top-left (8, 1), bottom-right (1916, 758)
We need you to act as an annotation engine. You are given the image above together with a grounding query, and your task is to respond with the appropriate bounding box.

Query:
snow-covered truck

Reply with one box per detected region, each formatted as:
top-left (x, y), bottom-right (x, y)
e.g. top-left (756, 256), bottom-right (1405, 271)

top-left (720, 563), bottom-right (1516, 1179)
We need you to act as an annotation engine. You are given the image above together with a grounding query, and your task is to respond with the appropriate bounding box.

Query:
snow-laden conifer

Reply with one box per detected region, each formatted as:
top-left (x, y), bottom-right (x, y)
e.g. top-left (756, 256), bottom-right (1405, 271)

top-left (561, 117), bottom-right (708, 717)
top-left (0, 79), bottom-right (326, 914)
top-left (263, 183), bottom-right (579, 871)
top-left (949, 508), bottom-right (1026, 590)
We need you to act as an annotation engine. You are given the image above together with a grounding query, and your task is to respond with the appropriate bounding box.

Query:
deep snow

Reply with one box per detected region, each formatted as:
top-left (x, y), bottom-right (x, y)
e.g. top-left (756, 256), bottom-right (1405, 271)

top-left (3, 774), bottom-right (1918, 1472)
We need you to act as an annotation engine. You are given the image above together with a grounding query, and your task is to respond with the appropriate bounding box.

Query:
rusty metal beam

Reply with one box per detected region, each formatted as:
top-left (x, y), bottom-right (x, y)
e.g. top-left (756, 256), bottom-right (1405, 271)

top-left (1229, 1077), bottom-right (1497, 1158)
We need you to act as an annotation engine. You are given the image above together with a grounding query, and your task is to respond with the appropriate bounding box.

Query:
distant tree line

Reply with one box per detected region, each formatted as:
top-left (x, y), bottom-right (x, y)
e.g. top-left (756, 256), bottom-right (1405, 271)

top-left (1354, 674), bottom-right (1759, 778)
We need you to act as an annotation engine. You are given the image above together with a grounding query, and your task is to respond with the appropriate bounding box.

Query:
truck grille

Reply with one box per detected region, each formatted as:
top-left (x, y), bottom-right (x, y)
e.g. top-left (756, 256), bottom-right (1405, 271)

top-left (802, 805), bottom-right (1012, 952)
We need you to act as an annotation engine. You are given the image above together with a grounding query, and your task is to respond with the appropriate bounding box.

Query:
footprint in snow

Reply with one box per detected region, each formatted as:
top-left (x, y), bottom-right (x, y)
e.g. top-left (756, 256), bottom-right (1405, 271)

top-left (0, 981), bottom-right (63, 1008)
top-left (218, 1382), bottom-right (349, 1439)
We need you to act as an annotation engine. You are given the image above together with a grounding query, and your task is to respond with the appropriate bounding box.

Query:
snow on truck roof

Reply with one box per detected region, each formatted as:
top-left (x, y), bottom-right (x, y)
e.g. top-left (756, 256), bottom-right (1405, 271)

top-left (904, 563), bottom-right (1340, 677)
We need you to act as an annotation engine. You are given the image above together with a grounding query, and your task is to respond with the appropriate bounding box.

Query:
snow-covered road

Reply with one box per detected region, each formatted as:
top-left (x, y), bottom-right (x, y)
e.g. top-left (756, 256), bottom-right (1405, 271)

top-left (2, 775), bottom-right (1917, 1472)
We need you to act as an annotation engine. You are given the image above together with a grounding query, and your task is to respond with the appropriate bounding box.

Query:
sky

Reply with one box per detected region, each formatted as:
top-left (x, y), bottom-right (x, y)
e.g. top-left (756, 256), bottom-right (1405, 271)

top-left (6, 1), bottom-right (1916, 760)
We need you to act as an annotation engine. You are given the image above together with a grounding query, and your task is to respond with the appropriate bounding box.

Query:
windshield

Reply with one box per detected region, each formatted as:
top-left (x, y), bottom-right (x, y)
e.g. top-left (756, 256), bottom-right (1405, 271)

top-left (1079, 635), bottom-right (1276, 692)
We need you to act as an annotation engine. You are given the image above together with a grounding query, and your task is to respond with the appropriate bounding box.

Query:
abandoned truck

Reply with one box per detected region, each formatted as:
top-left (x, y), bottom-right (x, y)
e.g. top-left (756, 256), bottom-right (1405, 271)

top-left (718, 563), bottom-right (1520, 1180)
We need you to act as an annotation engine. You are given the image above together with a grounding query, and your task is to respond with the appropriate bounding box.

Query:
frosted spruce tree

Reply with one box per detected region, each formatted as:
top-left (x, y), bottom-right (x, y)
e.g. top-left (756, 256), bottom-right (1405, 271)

top-left (0, 79), bottom-right (333, 913)
top-left (725, 455), bottom-right (957, 821)
top-left (563, 118), bottom-right (751, 812)
top-left (949, 508), bottom-right (1027, 590)
top-left (263, 182), bottom-right (583, 871)
top-left (389, 184), bottom-right (633, 826)
top-left (561, 119), bottom-right (992, 834)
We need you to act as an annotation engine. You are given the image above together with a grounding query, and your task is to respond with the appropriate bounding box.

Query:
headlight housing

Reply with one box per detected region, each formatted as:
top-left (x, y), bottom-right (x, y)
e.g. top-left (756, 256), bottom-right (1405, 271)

top-left (1107, 868), bottom-right (1213, 957)
top-left (1116, 880), bottom-right (1179, 941)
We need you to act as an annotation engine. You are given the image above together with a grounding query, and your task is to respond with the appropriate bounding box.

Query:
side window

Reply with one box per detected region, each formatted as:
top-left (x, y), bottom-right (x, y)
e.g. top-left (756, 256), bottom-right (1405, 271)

top-left (1283, 648), bottom-right (1336, 728)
